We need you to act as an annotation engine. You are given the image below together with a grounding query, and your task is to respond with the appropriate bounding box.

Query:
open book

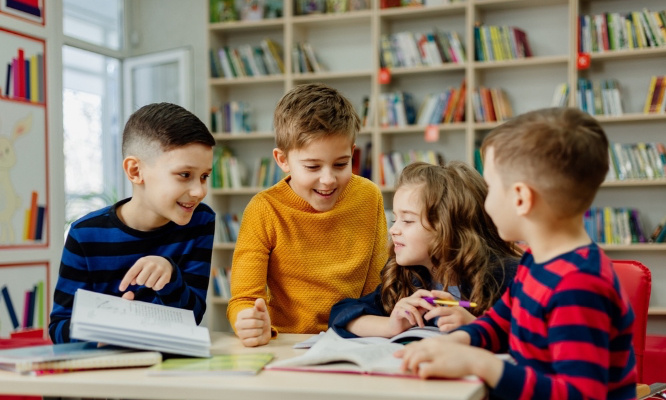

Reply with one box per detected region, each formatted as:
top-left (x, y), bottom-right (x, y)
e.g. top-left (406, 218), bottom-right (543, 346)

top-left (70, 289), bottom-right (211, 358)
top-left (294, 326), bottom-right (445, 349)
top-left (267, 329), bottom-right (412, 377)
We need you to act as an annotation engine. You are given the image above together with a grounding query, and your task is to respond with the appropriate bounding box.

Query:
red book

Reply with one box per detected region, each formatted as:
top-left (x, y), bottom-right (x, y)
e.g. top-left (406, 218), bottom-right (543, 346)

top-left (17, 48), bottom-right (25, 99)
top-left (28, 191), bottom-right (38, 240)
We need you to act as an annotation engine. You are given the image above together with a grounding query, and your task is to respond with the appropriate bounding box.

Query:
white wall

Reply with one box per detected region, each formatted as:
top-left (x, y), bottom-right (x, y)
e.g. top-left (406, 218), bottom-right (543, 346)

top-left (127, 0), bottom-right (208, 122)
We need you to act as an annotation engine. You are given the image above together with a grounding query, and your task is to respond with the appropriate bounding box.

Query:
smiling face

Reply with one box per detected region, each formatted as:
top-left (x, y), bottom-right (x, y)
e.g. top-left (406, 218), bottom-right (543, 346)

top-left (130, 142), bottom-right (213, 230)
top-left (389, 184), bottom-right (436, 269)
top-left (274, 135), bottom-right (354, 212)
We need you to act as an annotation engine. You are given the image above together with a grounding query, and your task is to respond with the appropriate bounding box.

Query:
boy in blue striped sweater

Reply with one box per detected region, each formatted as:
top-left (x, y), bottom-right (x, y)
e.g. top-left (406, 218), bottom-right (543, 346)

top-left (398, 108), bottom-right (637, 399)
top-left (49, 102), bottom-right (216, 343)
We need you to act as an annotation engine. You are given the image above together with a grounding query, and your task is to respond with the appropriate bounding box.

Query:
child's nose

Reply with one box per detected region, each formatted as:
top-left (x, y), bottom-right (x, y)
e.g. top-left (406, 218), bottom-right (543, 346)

top-left (320, 169), bottom-right (335, 185)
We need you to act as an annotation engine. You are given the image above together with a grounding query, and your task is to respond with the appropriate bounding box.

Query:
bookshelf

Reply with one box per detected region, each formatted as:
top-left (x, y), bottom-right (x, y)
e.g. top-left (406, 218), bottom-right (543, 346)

top-left (206, 0), bottom-right (666, 331)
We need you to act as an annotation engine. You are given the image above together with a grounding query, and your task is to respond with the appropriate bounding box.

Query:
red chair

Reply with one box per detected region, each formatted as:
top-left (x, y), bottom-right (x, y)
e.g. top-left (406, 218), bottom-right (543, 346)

top-left (612, 260), bottom-right (651, 383)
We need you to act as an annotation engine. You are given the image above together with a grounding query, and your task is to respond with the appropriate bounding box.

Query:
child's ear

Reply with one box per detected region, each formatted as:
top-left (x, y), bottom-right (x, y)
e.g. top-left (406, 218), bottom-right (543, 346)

top-left (273, 148), bottom-right (290, 173)
top-left (513, 182), bottom-right (533, 216)
top-left (123, 156), bottom-right (143, 184)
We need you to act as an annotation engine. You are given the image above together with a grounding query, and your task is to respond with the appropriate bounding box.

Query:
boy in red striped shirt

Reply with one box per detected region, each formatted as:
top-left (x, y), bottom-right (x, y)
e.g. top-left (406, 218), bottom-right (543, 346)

top-left (398, 108), bottom-right (637, 399)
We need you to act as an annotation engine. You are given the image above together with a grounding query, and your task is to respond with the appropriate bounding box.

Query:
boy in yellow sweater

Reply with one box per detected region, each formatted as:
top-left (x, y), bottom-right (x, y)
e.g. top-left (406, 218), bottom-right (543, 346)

top-left (227, 83), bottom-right (388, 347)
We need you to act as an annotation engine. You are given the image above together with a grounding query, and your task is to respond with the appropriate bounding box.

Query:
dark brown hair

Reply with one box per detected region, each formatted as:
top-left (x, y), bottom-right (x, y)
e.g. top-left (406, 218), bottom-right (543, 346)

top-left (122, 102), bottom-right (214, 158)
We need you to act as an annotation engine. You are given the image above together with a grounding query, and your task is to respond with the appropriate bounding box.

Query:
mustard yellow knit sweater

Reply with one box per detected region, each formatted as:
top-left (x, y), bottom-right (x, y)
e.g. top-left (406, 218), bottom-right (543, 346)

top-left (227, 174), bottom-right (388, 335)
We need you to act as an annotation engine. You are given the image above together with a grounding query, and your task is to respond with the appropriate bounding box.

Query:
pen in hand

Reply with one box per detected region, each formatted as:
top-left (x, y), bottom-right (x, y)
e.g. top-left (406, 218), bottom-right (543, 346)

top-left (423, 296), bottom-right (477, 308)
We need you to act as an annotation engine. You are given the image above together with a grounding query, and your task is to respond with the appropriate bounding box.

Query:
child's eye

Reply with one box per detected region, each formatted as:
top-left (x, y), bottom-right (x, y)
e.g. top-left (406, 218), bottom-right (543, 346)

top-left (201, 174), bottom-right (210, 181)
top-left (305, 165), bottom-right (319, 170)
top-left (179, 172), bottom-right (191, 178)
top-left (334, 162), bottom-right (349, 168)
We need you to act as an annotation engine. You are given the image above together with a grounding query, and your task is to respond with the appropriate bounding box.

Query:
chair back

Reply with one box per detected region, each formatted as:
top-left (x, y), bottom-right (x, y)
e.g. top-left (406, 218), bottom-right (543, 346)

top-left (612, 260), bottom-right (651, 383)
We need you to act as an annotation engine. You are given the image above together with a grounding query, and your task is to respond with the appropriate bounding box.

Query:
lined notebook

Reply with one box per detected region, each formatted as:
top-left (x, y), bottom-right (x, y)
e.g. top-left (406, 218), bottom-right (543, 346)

top-left (5, 350), bottom-right (162, 375)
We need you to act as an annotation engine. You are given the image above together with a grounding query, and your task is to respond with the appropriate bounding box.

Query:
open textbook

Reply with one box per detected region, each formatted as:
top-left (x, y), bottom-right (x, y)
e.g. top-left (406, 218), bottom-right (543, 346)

top-left (267, 328), bottom-right (413, 376)
top-left (70, 289), bottom-right (210, 358)
top-left (294, 326), bottom-right (445, 349)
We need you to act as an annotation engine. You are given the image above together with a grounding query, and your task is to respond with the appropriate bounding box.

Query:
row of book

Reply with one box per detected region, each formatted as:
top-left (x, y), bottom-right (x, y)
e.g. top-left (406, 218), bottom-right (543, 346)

top-left (1, 283), bottom-right (45, 333)
top-left (209, 0), bottom-right (284, 22)
top-left (473, 25), bottom-right (532, 62)
top-left (210, 102), bottom-right (253, 134)
top-left (209, 39), bottom-right (284, 79)
top-left (211, 266), bottom-right (232, 299)
top-left (380, 0), bottom-right (464, 9)
top-left (379, 150), bottom-right (445, 187)
top-left (416, 81), bottom-right (466, 126)
top-left (578, 8), bottom-right (666, 54)
top-left (22, 191), bottom-right (46, 242)
top-left (584, 207), bottom-right (647, 245)
top-left (216, 213), bottom-right (241, 244)
top-left (644, 76), bottom-right (666, 114)
top-left (576, 79), bottom-right (624, 117)
top-left (3, 47), bottom-right (45, 103)
top-left (296, 0), bottom-right (370, 15)
top-left (607, 142), bottom-right (666, 182)
top-left (472, 86), bottom-right (513, 123)
top-left (211, 147), bottom-right (246, 189)
top-left (292, 42), bottom-right (325, 74)
top-left (379, 29), bottom-right (466, 69)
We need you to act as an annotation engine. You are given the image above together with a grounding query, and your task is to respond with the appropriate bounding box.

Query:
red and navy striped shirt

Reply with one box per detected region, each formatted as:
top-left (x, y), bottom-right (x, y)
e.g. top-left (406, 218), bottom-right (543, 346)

top-left (458, 243), bottom-right (636, 399)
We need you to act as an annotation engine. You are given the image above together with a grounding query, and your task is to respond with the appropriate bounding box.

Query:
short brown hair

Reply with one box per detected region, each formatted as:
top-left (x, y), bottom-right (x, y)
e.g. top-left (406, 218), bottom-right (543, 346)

top-left (273, 83), bottom-right (359, 152)
top-left (122, 102), bottom-right (214, 159)
top-left (481, 107), bottom-right (608, 217)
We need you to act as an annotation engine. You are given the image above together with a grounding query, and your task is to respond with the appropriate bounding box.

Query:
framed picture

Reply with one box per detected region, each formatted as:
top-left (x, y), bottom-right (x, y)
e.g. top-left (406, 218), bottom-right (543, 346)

top-left (0, 0), bottom-right (45, 25)
top-left (0, 261), bottom-right (50, 337)
top-left (0, 27), bottom-right (49, 249)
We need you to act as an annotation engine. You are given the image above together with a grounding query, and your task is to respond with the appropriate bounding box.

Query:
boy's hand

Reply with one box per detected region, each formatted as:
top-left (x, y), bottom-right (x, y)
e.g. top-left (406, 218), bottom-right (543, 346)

top-left (395, 334), bottom-right (502, 386)
top-left (119, 256), bottom-right (173, 296)
top-left (424, 290), bottom-right (476, 331)
top-left (388, 289), bottom-right (435, 335)
top-left (235, 298), bottom-right (272, 347)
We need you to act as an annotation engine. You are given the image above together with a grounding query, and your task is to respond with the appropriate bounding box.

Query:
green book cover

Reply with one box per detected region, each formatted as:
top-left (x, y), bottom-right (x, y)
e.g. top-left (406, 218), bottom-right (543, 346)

top-left (147, 353), bottom-right (274, 376)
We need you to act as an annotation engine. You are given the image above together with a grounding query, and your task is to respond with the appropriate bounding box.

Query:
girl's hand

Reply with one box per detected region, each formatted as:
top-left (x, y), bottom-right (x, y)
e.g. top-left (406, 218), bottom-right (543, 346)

top-left (388, 289), bottom-right (436, 336)
top-left (424, 290), bottom-right (477, 332)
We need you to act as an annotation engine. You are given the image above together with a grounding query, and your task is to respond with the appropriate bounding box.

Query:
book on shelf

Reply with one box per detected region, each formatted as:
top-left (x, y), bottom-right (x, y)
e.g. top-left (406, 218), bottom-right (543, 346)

top-left (579, 9), bottom-right (666, 53)
top-left (237, 0), bottom-right (265, 21)
top-left (70, 289), bottom-right (211, 358)
top-left (209, 0), bottom-right (239, 22)
top-left (607, 142), bottom-right (666, 182)
top-left (584, 207), bottom-right (647, 245)
top-left (474, 25), bottom-right (531, 62)
top-left (378, 30), bottom-right (466, 68)
top-left (326, 0), bottom-right (347, 13)
top-left (0, 341), bottom-right (161, 375)
top-left (147, 353), bottom-right (273, 376)
top-left (295, 0), bottom-right (325, 15)
top-left (266, 328), bottom-right (445, 377)
top-left (212, 266), bottom-right (231, 299)
top-left (643, 75), bottom-right (666, 114)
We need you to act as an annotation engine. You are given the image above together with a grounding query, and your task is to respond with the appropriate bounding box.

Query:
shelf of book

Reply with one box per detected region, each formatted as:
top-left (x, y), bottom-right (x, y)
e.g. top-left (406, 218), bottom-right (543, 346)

top-left (205, 0), bottom-right (666, 331)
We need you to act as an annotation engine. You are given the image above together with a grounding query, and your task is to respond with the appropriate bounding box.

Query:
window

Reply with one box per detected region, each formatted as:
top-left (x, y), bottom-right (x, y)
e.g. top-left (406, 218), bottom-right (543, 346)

top-left (62, 0), bottom-right (123, 229)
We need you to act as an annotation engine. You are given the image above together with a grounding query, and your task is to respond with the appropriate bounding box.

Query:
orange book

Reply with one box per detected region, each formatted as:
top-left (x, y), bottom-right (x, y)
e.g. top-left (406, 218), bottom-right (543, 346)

top-left (452, 79), bottom-right (467, 123)
top-left (479, 87), bottom-right (496, 122)
top-left (442, 88), bottom-right (458, 123)
top-left (28, 191), bottom-right (38, 240)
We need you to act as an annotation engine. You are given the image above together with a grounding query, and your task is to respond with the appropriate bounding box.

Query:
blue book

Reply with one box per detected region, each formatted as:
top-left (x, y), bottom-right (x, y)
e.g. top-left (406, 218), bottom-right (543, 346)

top-left (1, 286), bottom-right (19, 330)
top-left (34, 205), bottom-right (45, 241)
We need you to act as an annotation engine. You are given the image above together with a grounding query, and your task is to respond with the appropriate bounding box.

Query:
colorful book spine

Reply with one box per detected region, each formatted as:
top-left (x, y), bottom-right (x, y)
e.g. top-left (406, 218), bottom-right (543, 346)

top-left (1, 286), bottom-right (20, 330)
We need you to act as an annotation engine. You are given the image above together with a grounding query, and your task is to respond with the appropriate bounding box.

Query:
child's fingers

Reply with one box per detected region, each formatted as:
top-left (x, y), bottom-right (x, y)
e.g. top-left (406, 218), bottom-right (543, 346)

top-left (119, 266), bottom-right (140, 291)
top-left (254, 298), bottom-right (267, 312)
top-left (121, 291), bottom-right (135, 300)
top-left (430, 290), bottom-right (456, 301)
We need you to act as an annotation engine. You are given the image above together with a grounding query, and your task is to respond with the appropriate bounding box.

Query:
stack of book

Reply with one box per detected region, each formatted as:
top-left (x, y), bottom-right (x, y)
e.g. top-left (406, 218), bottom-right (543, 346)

top-left (472, 86), bottom-right (513, 123)
top-left (209, 39), bottom-right (284, 79)
top-left (378, 91), bottom-right (417, 127)
top-left (416, 80), bottom-right (466, 125)
top-left (576, 78), bottom-right (624, 117)
top-left (211, 101), bottom-right (253, 134)
top-left (292, 42), bottom-right (325, 73)
top-left (379, 29), bottom-right (466, 69)
top-left (643, 76), bottom-right (666, 114)
top-left (379, 150), bottom-right (444, 187)
top-left (607, 142), bottom-right (666, 181)
top-left (578, 8), bottom-right (666, 54)
top-left (584, 207), bottom-right (647, 245)
top-left (216, 213), bottom-right (240, 243)
top-left (250, 157), bottom-right (287, 188)
top-left (473, 25), bottom-right (532, 62)
top-left (211, 266), bottom-right (231, 299)
top-left (211, 146), bottom-right (247, 189)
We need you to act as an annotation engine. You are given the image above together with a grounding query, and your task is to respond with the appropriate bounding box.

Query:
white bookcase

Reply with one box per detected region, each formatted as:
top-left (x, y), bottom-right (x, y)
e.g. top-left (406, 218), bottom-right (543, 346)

top-left (206, 0), bottom-right (666, 332)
